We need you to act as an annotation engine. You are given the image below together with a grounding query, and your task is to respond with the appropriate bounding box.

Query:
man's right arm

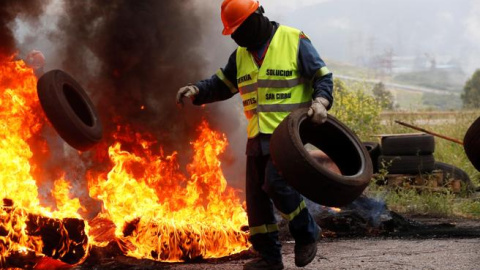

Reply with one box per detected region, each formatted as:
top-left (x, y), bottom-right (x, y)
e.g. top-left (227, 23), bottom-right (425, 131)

top-left (192, 50), bottom-right (239, 105)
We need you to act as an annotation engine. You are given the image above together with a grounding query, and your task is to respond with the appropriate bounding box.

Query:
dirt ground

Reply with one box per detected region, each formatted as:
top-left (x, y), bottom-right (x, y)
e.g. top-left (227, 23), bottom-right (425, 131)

top-left (164, 216), bottom-right (480, 270)
top-left (166, 238), bottom-right (479, 270)
top-left (75, 217), bottom-right (480, 270)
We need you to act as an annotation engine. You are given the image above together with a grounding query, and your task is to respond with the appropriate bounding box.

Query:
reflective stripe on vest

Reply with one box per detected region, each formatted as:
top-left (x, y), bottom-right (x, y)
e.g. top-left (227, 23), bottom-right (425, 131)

top-left (216, 69), bottom-right (238, 94)
top-left (236, 25), bottom-right (313, 138)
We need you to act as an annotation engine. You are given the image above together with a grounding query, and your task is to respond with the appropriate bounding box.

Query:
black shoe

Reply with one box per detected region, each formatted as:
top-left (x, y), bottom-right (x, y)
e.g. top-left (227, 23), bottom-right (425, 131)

top-left (294, 242), bottom-right (317, 267)
top-left (243, 258), bottom-right (284, 270)
top-left (294, 226), bottom-right (321, 267)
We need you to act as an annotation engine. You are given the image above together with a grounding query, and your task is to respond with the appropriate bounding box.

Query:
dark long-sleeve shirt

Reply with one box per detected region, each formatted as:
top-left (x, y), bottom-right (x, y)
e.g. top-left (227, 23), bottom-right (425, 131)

top-left (193, 23), bottom-right (333, 155)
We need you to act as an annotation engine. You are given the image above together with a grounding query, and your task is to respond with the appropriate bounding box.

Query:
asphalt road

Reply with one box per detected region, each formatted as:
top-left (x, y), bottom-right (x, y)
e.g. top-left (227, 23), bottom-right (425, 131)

top-left (169, 238), bottom-right (479, 270)
top-left (75, 217), bottom-right (480, 270)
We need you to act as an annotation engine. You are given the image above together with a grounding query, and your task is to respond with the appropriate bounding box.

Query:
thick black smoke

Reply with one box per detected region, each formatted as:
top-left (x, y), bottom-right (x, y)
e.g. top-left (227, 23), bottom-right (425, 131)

top-left (54, 1), bottom-right (210, 156)
top-left (2, 1), bottom-right (247, 214)
top-left (0, 0), bottom-right (47, 57)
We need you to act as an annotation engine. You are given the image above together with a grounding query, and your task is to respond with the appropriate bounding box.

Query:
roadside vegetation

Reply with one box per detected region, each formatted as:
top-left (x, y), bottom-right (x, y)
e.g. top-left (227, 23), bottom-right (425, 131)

top-left (328, 60), bottom-right (467, 110)
top-left (330, 78), bottom-right (480, 218)
top-left (393, 69), bottom-right (466, 92)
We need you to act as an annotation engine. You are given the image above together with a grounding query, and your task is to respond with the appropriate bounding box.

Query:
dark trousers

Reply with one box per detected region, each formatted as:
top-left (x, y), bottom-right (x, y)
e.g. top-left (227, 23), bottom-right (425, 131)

top-left (246, 154), bottom-right (319, 262)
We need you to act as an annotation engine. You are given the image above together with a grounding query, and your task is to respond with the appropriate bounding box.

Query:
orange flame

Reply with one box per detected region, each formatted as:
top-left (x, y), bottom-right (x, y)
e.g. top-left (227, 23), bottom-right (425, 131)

top-left (0, 56), bottom-right (87, 265)
top-left (88, 121), bottom-right (249, 261)
top-left (0, 55), bottom-right (249, 265)
top-left (330, 207), bottom-right (341, 213)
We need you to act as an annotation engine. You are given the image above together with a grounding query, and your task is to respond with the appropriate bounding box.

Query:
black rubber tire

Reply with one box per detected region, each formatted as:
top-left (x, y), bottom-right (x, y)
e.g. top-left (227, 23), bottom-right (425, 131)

top-left (37, 70), bottom-right (103, 151)
top-left (363, 142), bottom-right (381, 173)
top-left (270, 109), bottom-right (373, 207)
top-left (378, 155), bottom-right (435, 174)
top-left (464, 116), bottom-right (480, 171)
top-left (433, 162), bottom-right (475, 192)
top-left (381, 134), bottom-right (435, 155)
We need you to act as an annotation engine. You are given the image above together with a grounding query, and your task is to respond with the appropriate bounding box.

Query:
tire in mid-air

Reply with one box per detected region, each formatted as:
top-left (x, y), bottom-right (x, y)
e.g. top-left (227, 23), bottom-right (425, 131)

top-left (37, 70), bottom-right (103, 151)
top-left (270, 109), bottom-right (373, 207)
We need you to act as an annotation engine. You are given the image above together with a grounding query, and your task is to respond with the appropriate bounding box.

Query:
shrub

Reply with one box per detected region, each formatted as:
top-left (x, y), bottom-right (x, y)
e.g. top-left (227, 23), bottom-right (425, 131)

top-left (330, 78), bottom-right (382, 139)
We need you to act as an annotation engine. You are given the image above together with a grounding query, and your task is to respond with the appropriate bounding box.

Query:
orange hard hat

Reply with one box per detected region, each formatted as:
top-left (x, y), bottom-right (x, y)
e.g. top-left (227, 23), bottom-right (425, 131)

top-left (221, 0), bottom-right (260, 35)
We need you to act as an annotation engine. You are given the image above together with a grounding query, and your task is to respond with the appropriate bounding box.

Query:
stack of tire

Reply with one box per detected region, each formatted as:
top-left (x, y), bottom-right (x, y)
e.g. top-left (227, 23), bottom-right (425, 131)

top-left (377, 134), bottom-right (436, 175)
top-left (362, 134), bottom-right (475, 193)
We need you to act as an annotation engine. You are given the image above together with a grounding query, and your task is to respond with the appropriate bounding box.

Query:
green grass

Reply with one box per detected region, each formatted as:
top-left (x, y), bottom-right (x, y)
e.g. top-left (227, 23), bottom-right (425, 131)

top-left (332, 77), bottom-right (480, 218)
top-left (366, 185), bottom-right (480, 218)
top-left (378, 111), bottom-right (480, 186)
top-left (390, 89), bottom-right (424, 110)
top-left (328, 60), bottom-right (466, 110)
top-left (366, 183), bottom-right (480, 218)
top-left (364, 110), bottom-right (480, 218)
top-left (393, 69), bottom-right (467, 92)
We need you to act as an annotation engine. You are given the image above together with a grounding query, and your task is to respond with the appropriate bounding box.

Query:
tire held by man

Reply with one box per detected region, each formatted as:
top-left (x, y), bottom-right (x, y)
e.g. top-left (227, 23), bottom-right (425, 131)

top-left (270, 109), bottom-right (373, 207)
top-left (37, 70), bottom-right (103, 151)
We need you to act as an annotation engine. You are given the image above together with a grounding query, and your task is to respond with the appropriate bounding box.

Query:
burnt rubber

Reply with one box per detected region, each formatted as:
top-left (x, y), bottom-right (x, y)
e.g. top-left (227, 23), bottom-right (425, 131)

top-left (37, 70), bottom-right (102, 151)
top-left (270, 109), bottom-right (373, 207)
top-left (434, 162), bottom-right (475, 192)
top-left (381, 134), bottom-right (435, 156)
top-left (362, 142), bottom-right (381, 173)
top-left (378, 155), bottom-right (435, 174)
top-left (464, 116), bottom-right (480, 171)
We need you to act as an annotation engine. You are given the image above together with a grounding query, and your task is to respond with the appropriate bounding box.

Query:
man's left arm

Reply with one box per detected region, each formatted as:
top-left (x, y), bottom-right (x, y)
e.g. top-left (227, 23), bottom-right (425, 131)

top-left (298, 33), bottom-right (333, 123)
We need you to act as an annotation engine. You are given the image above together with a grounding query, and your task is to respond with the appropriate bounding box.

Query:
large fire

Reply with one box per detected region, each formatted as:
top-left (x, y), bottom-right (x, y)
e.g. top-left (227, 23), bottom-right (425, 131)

top-left (0, 56), bottom-right (249, 267)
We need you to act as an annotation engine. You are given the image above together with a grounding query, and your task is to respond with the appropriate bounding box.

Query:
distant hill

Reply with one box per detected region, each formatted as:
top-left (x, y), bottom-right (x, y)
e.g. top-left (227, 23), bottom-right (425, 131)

top-left (276, 0), bottom-right (478, 73)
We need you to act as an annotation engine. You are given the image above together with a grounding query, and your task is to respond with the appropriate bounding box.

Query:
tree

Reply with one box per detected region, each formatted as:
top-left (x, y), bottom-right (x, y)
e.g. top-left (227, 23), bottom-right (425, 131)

top-left (330, 78), bottom-right (382, 138)
top-left (462, 69), bottom-right (480, 109)
top-left (372, 82), bottom-right (394, 110)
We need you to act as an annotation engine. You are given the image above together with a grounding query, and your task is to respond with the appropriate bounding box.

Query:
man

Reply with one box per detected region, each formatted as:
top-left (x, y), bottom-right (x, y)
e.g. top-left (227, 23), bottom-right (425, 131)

top-left (176, 0), bottom-right (333, 269)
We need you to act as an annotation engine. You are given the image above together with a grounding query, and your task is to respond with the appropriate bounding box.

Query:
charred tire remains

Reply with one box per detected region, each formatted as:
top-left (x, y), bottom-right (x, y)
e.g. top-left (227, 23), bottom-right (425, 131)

top-left (463, 116), bottom-right (480, 171)
top-left (37, 70), bottom-right (103, 151)
top-left (270, 109), bottom-right (373, 207)
top-left (381, 134), bottom-right (435, 156)
top-left (378, 155), bottom-right (435, 175)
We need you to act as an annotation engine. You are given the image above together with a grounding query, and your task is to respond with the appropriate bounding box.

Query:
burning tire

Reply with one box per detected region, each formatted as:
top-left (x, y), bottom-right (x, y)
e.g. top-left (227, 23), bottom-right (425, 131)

top-left (381, 134), bottom-right (435, 156)
top-left (378, 155), bottom-right (435, 174)
top-left (37, 70), bottom-right (103, 151)
top-left (270, 109), bottom-right (373, 207)
top-left (464, 116), bottom-right (480, 171)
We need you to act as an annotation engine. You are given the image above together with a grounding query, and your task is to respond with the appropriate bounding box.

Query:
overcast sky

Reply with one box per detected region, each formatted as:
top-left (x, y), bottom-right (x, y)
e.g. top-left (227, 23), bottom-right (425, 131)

top-left (14, 0), bottom-right (480, 75)
top-left (259, 0), bottom-right (480, 73)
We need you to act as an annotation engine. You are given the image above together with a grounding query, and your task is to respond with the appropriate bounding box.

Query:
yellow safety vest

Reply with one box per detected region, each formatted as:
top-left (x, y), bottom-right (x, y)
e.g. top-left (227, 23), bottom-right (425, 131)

top-left (236, 25), bottom-right (313, 138)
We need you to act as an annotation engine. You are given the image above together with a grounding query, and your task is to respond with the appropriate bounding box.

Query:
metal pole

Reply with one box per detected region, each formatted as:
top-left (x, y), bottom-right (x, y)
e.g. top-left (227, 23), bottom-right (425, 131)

top-left (394, 120), bottom-right (464, 145)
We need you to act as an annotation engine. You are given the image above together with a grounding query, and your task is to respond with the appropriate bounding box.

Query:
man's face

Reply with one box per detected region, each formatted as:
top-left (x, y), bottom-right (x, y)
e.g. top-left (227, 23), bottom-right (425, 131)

top-left (231, 13), bottom-right (268, 49)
